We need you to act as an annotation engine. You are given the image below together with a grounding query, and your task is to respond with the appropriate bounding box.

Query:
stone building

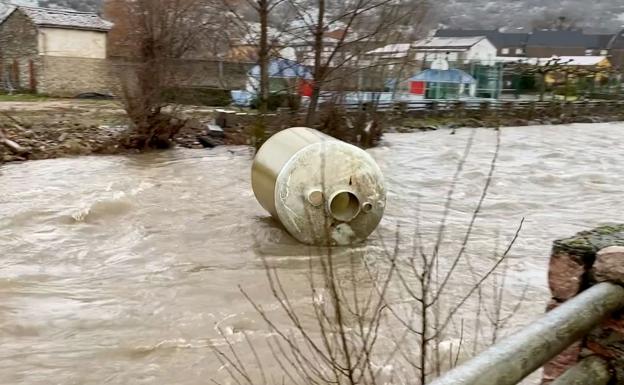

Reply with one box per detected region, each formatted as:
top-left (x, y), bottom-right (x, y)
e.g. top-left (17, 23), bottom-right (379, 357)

top-left (0, 6), bottom-right (114, 96)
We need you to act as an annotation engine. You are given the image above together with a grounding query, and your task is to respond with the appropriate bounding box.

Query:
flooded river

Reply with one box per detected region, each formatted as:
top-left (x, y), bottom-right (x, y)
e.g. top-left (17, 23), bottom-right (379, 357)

top-left (1, 123), bottom-right (623, 384)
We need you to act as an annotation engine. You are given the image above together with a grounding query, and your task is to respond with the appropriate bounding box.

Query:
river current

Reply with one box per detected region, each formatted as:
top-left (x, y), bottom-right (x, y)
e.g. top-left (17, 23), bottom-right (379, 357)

top-left (1, 123), bottom-right (623, 384)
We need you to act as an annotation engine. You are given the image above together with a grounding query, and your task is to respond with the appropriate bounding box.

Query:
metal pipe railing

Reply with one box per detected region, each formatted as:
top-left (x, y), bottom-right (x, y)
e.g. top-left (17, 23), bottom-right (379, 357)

top-left (428, 282), bottom-right (624, 385)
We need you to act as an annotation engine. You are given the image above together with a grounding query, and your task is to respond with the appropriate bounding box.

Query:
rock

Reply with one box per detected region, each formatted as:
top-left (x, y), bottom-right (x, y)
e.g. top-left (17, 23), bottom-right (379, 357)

top-left (58, 133), bottom-right (69, 142)
top-left (206, 124), bottom-right (225, 138)
top-left (593, 246), bottom-right (624, 284)
top-left (548, 250), bottom-right (585, 301)
top-left (62, 139), bottom-right (91, 155)
top-left (542, 337), bottom-right (582, 383)
top-left (197, 135), bottom-right (218, 148)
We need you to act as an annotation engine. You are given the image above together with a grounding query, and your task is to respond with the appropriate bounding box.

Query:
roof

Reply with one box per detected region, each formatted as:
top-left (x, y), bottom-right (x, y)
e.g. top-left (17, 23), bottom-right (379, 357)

top-left (248, 58), bottom-right (312, 79)
top-left (13, 6), bottom-right (112, 31)
top-left (413, 36), bottom-right (487, 50)
top-left (496, 33), bottom-right (530, 47)
top-left (409, 69), bottom-right (476, 84)
top-left (546, 56), bottom-right (608, 66)
top-left (584, 34), bottom-right (614, 49)
top-left (506, 56), bottom-right (609, 66)
top-left (435, 29), bottom-right (496, 38)
top-left (435, 29), bottom-right (529, 48)
top-left (527, 30), bottom-right (585, 48)
top-left (365, 43), bottom-right (411, 58)
top-left (436, 29), bottom-right (614, 51)
top-left (367, 44), bottom-right (411, 54)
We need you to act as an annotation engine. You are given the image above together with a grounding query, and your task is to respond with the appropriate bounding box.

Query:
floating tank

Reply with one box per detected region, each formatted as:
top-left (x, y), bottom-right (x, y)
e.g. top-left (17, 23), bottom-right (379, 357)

top-left (251, 127), bottom-right (386, 245)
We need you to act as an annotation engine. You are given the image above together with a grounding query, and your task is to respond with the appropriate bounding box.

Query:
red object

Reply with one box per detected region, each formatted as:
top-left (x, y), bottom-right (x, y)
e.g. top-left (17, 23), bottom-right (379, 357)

top-left (299, 80), bottom-right (314, 97)
top-left (410, 81), bottom-right (425, 95)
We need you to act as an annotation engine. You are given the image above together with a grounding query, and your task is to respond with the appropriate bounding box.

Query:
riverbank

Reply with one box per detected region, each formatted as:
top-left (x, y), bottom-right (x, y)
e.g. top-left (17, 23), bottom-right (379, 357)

top-left (1, 99), bottom-right (623, 164)
top-left (0, 100), bottom-right (222, 163)
top-left (392, 113), bottom-right (623, 133)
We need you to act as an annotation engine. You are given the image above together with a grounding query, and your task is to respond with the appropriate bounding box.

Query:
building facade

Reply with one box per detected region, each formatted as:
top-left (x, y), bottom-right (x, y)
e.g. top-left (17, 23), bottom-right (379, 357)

top-left (434, 29), bottom-right (529, 57)
top-left (0, 6), bottom-right (114, 96)
top-left (412, 36), bottom-right (498, 66)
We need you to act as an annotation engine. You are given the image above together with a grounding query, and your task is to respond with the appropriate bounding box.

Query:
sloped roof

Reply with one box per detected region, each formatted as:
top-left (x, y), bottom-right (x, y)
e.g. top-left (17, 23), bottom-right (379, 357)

top-left (367, 43), bottom-right (411, 54)
top-left (527, 30), bottom-right (585, 47)
top-left (435, 29), bottom-right (529, 48)
top-left (435, 29), bottom-right (496, 38)
top-left (409, 69), bottom-right (476, 84)
top-left (366, 44), bottom-right (411, 58)
top-left (504, 56), bottom-right (608, 66)
top-left (584, 34), bottom-right (614, 49)
top-left (15, 6), bottom-right (112, 31)
top-left (554, 56), bottom-right (609, 66)
top-left (413, 36), bottom-right (487, 50)
top-left (496, 33), bottom-right (530, 47)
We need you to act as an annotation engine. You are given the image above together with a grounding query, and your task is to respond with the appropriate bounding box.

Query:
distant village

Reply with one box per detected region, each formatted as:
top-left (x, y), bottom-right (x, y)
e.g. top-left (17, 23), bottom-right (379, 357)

top-left (1, 3), bottom-right (624, 104)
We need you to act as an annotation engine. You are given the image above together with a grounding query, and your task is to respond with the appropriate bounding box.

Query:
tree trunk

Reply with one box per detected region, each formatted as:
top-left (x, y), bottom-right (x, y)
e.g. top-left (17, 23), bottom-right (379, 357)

top-left (258, 0), bottom-right (270, 114)
top-left (305, 0), bottom-right (325, 126)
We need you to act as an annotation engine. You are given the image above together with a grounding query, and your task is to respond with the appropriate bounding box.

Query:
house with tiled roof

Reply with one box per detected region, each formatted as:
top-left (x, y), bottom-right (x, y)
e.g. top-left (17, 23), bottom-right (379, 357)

top-left (434, 29), bottom-right (529, 57)
top-left (412, 36), bottom-right (498, 65)
top-left (0, 6), bottom-right (114, 96)
top-left (435, 29), bottom-right (616, 59)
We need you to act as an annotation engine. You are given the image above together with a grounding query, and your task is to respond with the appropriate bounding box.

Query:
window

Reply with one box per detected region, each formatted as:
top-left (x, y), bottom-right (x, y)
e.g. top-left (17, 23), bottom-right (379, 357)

top-left (600, 49), bottom-right (609, 55)
top-left (585, 49), bottom-right (594, 56)
top-left (501, 48), bottom-right (510, 55)
top-left (515, 48), bottom-right (524, 55)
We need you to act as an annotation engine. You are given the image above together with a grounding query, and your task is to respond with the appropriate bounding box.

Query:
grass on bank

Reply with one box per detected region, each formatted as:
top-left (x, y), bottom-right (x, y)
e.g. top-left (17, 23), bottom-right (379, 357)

top-left (0, 93), bottom-right (51, 102)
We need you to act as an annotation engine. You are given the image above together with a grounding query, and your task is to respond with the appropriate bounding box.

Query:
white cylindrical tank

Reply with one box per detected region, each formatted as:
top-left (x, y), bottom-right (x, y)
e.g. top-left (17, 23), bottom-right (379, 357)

top-left (251, 127), bottom-right (386, 245)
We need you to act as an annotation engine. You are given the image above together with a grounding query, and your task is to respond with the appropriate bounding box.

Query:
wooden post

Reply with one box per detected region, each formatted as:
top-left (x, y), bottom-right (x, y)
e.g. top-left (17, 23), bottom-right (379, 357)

top-left (28, 59), bottom-right (36, 92)
top-left (12, 59), bottom-right (19, 89)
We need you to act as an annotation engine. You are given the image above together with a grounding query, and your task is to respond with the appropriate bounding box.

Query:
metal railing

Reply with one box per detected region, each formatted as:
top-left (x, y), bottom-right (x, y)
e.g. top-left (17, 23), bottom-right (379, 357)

top-left (428, 282), bottom-right (624, 385)
top-left (337, 99), bottom-right (624, 113)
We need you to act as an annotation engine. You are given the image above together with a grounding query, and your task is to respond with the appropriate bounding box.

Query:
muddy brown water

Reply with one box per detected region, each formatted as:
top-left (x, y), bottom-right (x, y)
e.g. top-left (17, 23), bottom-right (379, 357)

top-left (1, 123), bottom-right (623, 384)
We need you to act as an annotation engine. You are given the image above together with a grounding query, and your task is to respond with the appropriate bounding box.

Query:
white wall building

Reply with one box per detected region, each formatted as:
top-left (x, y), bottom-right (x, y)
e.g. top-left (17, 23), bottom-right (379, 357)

top-left (412, 36), bottom-right (498, 66)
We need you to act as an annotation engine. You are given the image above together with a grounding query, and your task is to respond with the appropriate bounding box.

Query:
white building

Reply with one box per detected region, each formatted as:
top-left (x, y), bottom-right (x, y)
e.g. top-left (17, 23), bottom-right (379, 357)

top-left (412, 36), bottom-right (498, 66)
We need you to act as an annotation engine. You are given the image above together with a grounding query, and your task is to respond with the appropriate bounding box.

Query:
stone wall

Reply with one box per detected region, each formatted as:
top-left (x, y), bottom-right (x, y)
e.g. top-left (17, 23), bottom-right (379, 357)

top-left (166, 59), bottom-right (252, 90)
top-left (0, 9), bottom-right (39, 91)
top-left (543, 225), bottom-right (624, 384)
top-left (38, 56), bottom-right (119, 97)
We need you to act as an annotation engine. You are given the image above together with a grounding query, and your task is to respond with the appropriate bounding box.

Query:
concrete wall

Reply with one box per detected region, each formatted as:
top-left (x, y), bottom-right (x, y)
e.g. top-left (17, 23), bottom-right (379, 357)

top-left (0, 9), bottom-right (39, 91)
top-left (38, 56), bottom-right (117, 96)
top-left (38, 28), bottom-right (107, 59)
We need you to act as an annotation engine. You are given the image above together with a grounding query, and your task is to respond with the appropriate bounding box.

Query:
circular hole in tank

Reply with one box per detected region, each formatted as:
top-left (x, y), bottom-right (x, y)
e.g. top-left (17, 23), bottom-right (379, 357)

top-left (362, 202), bottom-right (373, 213)
top-left (329, 191), bottom-right (361, 222)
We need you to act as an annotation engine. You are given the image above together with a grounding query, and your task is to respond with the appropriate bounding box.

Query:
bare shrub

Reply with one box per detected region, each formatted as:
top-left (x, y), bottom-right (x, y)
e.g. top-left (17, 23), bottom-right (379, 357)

top-left (103, 0), bottom-right (222, 148)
